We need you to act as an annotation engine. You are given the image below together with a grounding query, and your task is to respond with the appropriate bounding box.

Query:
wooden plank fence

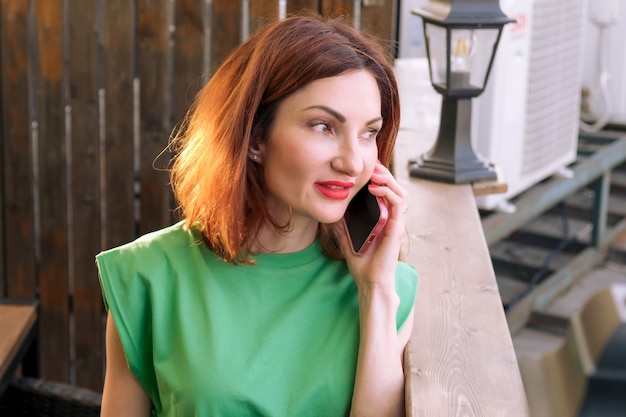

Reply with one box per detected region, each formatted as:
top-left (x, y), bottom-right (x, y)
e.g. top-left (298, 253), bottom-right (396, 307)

top-left (0, 0), bottom-right (398, 392)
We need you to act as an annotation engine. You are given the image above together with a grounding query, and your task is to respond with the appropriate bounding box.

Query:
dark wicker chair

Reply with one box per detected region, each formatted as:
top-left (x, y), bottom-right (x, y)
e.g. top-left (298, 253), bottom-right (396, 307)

top-left (0, 376), bottom-right (101, 417)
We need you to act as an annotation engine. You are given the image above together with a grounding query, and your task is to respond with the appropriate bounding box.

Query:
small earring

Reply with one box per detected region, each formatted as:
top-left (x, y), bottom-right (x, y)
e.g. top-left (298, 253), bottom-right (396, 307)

top-left (252, 154), bottom-right (258, 161)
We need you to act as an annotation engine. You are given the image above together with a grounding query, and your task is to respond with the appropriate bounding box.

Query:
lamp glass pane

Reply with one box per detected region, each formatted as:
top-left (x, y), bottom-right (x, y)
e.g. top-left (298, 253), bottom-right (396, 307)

top-left (449, 28), bottom-right (500, 91)
top-left (423, 23), bottom-right (447, 88)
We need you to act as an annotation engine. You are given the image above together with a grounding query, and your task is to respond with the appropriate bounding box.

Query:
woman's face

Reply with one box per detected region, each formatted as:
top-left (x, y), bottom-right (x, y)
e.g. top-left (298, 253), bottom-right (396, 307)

top-left (257, 70), bottom-right (382, 228)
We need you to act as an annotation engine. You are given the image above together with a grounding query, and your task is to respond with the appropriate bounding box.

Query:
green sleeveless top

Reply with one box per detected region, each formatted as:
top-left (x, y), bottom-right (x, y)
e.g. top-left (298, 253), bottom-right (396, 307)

top-left (96, 221), bottom-right (418, 417)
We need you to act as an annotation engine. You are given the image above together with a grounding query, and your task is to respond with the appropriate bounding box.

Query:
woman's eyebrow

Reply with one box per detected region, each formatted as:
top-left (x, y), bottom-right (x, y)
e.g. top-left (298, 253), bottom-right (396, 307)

top-left (303, 105), bottom-right (382, 125)
top-left (304, 105), bottom-right (346, 122)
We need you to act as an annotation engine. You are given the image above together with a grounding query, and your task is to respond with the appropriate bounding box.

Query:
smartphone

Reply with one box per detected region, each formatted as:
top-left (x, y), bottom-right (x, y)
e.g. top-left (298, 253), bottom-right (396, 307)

top-left (343, 184), bottom-right (388, 255)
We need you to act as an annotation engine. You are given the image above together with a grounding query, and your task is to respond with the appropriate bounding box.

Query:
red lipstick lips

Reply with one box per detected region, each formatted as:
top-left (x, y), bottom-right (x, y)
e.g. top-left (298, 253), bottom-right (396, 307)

top-left (315, 181), bottom-right (354, 200)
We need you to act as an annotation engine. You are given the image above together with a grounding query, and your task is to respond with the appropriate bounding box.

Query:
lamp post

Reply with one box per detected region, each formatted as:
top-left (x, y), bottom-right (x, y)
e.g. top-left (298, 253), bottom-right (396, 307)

top-left (408, 0), bottom-right (514, 184)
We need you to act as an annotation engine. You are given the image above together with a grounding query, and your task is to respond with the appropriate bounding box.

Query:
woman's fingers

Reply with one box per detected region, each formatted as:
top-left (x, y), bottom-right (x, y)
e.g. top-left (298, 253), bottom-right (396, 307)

top-left (369, 164), bottom-right (407, 219)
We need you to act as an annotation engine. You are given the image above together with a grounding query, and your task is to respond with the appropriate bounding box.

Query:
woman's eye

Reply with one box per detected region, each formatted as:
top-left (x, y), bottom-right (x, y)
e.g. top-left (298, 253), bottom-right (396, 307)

top-left (311, 120), bottom-right (332, 133)
top-left (362, 129), bottom-right (380, 141)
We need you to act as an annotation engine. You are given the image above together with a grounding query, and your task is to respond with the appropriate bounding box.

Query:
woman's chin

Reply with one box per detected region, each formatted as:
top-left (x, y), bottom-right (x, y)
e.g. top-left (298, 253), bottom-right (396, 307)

top-left (316, 213), bottom-right (345, 225)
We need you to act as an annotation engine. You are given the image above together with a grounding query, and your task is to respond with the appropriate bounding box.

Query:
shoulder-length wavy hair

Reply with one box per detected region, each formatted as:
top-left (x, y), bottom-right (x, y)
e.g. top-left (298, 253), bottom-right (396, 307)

top-left (170, 13), bottom-right (401, 263)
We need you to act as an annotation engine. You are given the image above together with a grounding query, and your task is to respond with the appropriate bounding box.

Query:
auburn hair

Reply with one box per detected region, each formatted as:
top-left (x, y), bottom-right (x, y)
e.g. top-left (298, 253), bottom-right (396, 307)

top-left (170, 13), bottom-right (401, 263)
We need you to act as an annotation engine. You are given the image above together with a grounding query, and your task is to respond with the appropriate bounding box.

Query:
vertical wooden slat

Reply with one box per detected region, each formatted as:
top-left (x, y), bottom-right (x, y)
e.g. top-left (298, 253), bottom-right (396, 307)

top-left (249, 0), bottom-right (278, 34)
top-left (170, 0), bottom-right (205, 222)
top-left (287, 0), bottom-right (319, 15)
top-left (210, 0), bottom-right (242, 71)
top-left (0, 0), bottom-right (36, 300)
top-left (172, 0), bottom-right (205, 138)
top-left (32, 0), bottom-right (70, 383)
top-left (361, 0), bottom-right (397, 53)
top-left (137, 0), bottom-right (172, 235)
top-left (102, 0), bottom-right (136, 249)
top-left (67, 0), bottom-right (103, 390)
top-left (321, 0), bottom-right (353, 19)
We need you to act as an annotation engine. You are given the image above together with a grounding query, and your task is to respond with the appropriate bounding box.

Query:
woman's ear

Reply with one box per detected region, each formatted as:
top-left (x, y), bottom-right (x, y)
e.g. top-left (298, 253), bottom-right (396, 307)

top-left (249, 125), bottom-right (265, 163)
top-left (248, 149), bottom-right (262, 163)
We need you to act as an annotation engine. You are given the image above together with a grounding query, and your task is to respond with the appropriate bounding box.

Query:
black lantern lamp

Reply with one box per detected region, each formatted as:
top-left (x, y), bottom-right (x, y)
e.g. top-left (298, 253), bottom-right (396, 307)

top-left (408, 0), bottom-right (515, 184)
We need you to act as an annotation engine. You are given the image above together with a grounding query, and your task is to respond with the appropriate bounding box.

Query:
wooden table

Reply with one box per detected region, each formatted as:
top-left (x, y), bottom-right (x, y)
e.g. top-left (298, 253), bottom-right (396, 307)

top-left (0, 302), bottom-right (38, 396)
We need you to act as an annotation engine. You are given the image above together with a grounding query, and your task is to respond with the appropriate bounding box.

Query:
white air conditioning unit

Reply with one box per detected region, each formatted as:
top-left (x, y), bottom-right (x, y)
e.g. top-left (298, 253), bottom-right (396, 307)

top-left (473, 0), bottom-right (587, 212)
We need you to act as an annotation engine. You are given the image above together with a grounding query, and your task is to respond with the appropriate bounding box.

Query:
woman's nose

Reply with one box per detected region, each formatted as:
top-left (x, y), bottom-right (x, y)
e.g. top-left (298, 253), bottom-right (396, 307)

top-left (331, 138), bottom-right (364, 176)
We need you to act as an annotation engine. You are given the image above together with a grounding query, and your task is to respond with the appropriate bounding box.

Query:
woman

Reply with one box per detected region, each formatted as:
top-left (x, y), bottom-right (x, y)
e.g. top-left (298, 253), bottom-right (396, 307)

top-left (97, 14), bottom-right (417, 417)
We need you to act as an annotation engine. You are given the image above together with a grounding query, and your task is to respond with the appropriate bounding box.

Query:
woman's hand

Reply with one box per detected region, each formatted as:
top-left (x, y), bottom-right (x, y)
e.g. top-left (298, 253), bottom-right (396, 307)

top-left (335, 161), bottom-right (408, 291)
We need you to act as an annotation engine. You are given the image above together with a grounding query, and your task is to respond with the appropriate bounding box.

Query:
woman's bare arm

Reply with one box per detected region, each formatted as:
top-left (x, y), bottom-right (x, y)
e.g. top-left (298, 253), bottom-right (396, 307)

top-left (101, 312), bottom-right (153, 417)
top-left (350, 289), bottom-right (414, 417)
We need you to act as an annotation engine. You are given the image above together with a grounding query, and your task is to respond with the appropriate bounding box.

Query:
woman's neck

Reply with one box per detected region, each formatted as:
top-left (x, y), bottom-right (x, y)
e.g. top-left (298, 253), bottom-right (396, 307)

top-left (249, 219), bottom-right (319, 254)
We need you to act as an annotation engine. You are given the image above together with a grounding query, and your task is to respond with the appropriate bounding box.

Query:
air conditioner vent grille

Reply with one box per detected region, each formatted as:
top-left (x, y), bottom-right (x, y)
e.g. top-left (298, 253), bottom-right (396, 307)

top-left (522, 0), bottom-right (584, 176)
